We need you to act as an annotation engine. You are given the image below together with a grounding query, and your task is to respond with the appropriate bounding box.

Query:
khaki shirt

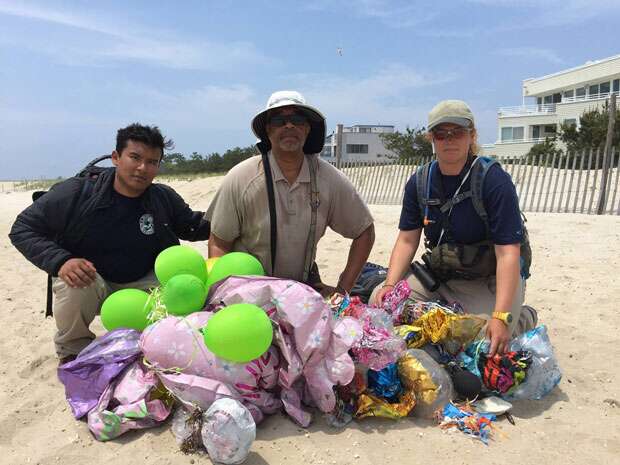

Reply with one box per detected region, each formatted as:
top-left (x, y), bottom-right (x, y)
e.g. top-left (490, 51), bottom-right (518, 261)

top-left (206, 153), bottom-right (373, 281)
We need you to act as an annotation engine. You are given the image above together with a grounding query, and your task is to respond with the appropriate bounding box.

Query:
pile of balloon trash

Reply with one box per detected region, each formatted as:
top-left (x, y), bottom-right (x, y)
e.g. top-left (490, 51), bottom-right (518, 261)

top-left (57, 247), bottom-right (562, 462)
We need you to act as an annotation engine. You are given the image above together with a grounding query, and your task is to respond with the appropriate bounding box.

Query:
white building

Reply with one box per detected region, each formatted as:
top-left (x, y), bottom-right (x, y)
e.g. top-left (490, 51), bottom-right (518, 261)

top-left (483, 54), bottom-right (620, 158)
top-left (320, 124), bottom-right (397, 161)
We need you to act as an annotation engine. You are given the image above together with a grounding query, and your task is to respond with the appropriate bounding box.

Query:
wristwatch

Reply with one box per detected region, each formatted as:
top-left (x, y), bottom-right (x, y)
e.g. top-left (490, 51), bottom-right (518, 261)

top-left (492, 311), bottom-right (513, 325)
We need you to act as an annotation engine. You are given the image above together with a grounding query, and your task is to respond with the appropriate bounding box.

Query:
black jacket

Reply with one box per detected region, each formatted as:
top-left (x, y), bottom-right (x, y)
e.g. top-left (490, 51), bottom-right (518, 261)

top-left (9, 168), bottom-right (210, 277)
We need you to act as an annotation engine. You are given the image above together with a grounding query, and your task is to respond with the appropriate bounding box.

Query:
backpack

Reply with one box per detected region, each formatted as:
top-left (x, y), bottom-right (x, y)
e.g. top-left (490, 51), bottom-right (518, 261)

top-left (350, 262), bottom-right (388, 303)
top-left (33, 155), bottom-right (113, 317)
top-left (32, 154), bottom-right (112, 202)
top-left (415, 156), bottom-right (532, 280)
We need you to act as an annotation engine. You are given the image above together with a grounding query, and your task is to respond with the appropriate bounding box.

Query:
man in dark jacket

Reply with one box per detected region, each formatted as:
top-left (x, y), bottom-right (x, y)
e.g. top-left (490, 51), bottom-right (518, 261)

top-left (9, 123), bottom-right (210, 364)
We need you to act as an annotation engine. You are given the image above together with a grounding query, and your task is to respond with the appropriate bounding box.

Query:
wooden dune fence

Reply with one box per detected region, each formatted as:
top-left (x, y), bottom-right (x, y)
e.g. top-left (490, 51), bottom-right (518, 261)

top-left (335, 148), bottom-right (620, 215)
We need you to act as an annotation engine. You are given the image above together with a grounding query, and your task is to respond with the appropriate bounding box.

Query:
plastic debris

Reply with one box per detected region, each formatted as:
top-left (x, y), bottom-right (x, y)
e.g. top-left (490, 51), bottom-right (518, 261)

top-left (436, 402), bottom-right (497, 445)
top-left (472, 396), bottom-right (513, 416)
top-left (202, 398), bottom-right (256, 464)
top-left (398, 349), bottom-right (454, 419)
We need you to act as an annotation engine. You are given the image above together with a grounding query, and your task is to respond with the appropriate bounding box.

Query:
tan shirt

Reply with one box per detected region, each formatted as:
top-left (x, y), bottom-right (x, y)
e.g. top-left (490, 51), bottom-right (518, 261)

top-left (206, 153), bottom-right (373, 281)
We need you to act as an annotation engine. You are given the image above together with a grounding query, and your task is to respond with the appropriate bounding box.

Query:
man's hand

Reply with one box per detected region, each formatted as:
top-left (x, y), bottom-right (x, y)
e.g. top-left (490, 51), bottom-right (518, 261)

top-left (58, 258), bottom-right (97, 288)
top-left (486, 318), bottom-right (510, 357)
top-left (312, 283), bottom-right (338, 299)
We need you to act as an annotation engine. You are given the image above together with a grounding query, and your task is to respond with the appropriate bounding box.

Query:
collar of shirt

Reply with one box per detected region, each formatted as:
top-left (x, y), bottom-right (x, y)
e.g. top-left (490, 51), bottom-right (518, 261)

top-left (269, 151), bottom-right (311, 186)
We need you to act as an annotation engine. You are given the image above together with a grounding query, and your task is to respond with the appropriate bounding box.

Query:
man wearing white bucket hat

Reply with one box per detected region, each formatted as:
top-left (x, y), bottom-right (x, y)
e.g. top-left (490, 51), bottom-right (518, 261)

top-left (207, 90), bottom-right (375, 296)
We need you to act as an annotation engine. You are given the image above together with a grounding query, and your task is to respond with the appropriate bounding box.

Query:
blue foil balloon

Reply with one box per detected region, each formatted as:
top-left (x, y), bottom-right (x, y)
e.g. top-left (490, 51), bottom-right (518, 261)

top-left (367, 363), bottom-right (402, 403)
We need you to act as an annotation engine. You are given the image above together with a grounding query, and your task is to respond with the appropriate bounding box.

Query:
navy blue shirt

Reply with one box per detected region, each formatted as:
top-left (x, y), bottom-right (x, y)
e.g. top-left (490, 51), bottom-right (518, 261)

top-left (72, 190), bottom-right (161, 283)
top-left (399, 161), bottom-right (523, 247)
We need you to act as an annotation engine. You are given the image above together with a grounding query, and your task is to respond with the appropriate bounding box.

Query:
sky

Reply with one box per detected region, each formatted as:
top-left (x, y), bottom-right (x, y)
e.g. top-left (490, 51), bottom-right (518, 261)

top-left (1, 0), bottom-right (619, 179)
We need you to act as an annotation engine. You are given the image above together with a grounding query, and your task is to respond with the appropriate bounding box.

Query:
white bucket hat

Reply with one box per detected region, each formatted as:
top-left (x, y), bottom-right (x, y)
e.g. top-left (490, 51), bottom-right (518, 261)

top-left (252, 90), bottom-right (326, 155)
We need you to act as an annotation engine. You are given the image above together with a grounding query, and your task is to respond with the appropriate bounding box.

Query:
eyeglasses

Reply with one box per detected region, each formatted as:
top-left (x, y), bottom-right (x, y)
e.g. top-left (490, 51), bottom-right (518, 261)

top-left (268, 114), bottom-right (308, 127)
top-left (432, 127), bottom-right (472, 141)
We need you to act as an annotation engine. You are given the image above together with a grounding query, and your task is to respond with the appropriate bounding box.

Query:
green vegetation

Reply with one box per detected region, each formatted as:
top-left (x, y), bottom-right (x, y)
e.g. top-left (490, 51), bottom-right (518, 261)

top-left (10, 145), bottom-right (258, 191)
top-left (524, 103), bottom-right (619, 168)
top-left (13, 177), bottom-right (64, 191)
top-left (379, 126), bottom-right (432, 161)
top-left (559, 101), bottom-right (620, 152)
top-left (160, 146), bottom-right (257, 174)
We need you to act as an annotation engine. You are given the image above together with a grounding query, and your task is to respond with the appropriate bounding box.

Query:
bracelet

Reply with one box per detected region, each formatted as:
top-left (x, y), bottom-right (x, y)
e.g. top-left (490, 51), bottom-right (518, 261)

top-left (382, 284), bottom-right (395, 289)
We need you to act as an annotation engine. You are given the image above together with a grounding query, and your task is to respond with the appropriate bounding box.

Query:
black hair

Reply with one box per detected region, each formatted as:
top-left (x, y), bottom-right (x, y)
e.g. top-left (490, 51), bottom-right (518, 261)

top-left (116, 123), bottom-right (174, 159)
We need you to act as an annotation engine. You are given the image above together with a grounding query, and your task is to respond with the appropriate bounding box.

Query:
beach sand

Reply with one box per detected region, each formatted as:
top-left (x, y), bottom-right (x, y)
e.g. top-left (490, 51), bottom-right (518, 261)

top-left (1, 176), bottom-right (619, 465)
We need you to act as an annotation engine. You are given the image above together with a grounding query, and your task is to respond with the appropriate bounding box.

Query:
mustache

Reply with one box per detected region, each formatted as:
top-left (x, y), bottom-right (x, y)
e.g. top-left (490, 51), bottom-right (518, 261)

top-left (280, 131), bottom-right (299, 138)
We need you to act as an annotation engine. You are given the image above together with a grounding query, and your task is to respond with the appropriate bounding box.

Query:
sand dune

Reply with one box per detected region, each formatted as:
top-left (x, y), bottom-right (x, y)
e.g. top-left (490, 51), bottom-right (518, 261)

top-left (0, 175), bottom-right (619, 465)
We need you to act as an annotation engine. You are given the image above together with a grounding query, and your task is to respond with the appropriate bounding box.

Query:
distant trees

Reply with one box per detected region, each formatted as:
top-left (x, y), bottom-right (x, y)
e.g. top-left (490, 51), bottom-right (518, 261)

top-left (558, 101), bottom-right (620, 152)
top-left (379, 126), bottom-right (432, 161)
top-left (524, 138), bottom-right (563, 161)
top-left (524, 102), bottom-right (620, 168)
top-left (160, 146), bottom-right (257, 174)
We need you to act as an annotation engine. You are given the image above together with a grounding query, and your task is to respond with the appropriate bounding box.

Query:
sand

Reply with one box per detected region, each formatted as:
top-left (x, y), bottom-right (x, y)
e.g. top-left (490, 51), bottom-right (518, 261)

top-left (1, 176), bottom-right (619, 465)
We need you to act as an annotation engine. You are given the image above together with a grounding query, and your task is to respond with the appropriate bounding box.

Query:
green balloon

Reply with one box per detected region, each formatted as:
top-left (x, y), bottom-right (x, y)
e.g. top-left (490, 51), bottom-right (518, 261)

top-left (101, 288), bottom-right (154, 331)
top-left (203, 303), bottom-right (273, 363)
top-left (205, 252), bottom-right (265, 288)
top-left (162, 274), bottom-right (208, 316)
top-left (155, 245), bottom-right (207, 285)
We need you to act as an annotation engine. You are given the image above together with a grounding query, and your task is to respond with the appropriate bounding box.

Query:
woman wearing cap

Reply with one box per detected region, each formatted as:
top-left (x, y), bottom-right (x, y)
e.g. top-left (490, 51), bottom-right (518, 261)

top-left (370, 100), bottom-right (536, 356)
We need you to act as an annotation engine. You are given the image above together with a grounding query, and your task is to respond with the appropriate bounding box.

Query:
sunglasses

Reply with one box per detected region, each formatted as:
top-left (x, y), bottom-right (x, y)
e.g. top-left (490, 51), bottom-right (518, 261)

top-left (432, 127), bottom-right (472, 141)
top-left (268, 114), bottom-right (309, 127)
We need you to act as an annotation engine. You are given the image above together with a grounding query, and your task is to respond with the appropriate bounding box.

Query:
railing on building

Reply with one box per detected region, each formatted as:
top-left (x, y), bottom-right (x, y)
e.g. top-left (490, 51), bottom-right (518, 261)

top-left (333, 148), bottom-right (620, 215)
top-left (498, 104), bottom-right (556, 117)
top-left (495, 137), bottom-right (549, 145)
top-left (498, 91), bottom-right (620, 117)
top-left (561, 90), bottom-right (620, 104)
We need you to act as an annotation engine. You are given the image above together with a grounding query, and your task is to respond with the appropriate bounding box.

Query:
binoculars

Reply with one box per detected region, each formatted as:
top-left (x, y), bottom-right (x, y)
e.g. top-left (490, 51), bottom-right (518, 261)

top-left (410, 254), bottom-right (440, 292)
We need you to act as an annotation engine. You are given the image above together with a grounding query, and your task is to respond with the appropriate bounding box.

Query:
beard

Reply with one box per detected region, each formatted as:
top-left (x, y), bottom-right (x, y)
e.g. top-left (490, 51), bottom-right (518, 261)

top-left (275, 135), bottom-right (304, 152)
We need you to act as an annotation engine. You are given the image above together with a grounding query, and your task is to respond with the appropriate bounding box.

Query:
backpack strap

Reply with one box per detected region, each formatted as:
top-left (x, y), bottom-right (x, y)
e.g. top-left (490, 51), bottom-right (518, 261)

top-left (415, 163), bottom-right (427, 220)
top-left (45, 274), bottom-right (53, 318)
top-left (416, 161), bottom-right (440, 221)
top-left (439, 191), bottom-right (473, 213)
top-left (260, 151), bottom-right (278, 272)
top-left (469, 156), bottom-right (499, 236)
top-left (302, 156), bottom-right (320, 283)
top-left (76, 154), bottom-right (112, 178)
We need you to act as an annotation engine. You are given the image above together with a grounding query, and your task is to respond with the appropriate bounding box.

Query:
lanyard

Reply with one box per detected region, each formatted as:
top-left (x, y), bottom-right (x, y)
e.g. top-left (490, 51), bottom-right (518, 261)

top-left (435, 157), bottom-right (479, 246)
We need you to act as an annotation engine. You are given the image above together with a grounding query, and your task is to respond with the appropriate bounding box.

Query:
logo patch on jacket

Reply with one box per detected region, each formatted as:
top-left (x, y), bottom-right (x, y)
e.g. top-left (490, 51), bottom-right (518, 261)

top-left (139, 214), bottom-right (155, 235)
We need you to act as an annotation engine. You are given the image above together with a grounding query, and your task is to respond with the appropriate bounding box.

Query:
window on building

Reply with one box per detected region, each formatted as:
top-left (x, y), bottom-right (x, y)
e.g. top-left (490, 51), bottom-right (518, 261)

top-left (537, 97), bottom-right (542, 105)
top-left (614, 79), bottom-right (620, 93)
top-left (600, 81), bottom-right (610, 94)
top-left (589, 84), bottom-right (599, 96)
top-left (544, 125), bottom-right (557, 134)
top-left (563, 90), bottom-right (574, 99)
top-left (543, 95), bottom-right (553, 104)
top-left (564, 119), bottom-right (577, 127)
top-left (346, 144), bottom-right (369, 154)
top-left (501, 127), bottom-right (524, 141)
top-left (532, 126), bottom-right (541, 139)
top-left (576, 87), bottom-right (586, 98)
top-left (359, 127), bottom-right (371, 133)
top-left (513, 127), bottom-right (524, 140)
top-left (553, 93), bottom-right (562, 103)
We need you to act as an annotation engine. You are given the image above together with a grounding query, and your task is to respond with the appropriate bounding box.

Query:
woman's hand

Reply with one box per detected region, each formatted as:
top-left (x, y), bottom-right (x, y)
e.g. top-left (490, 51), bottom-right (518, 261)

top-left (486, 318), bottom-right (510, 356)
top-left (370, 285), bottom-right (393, 306)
